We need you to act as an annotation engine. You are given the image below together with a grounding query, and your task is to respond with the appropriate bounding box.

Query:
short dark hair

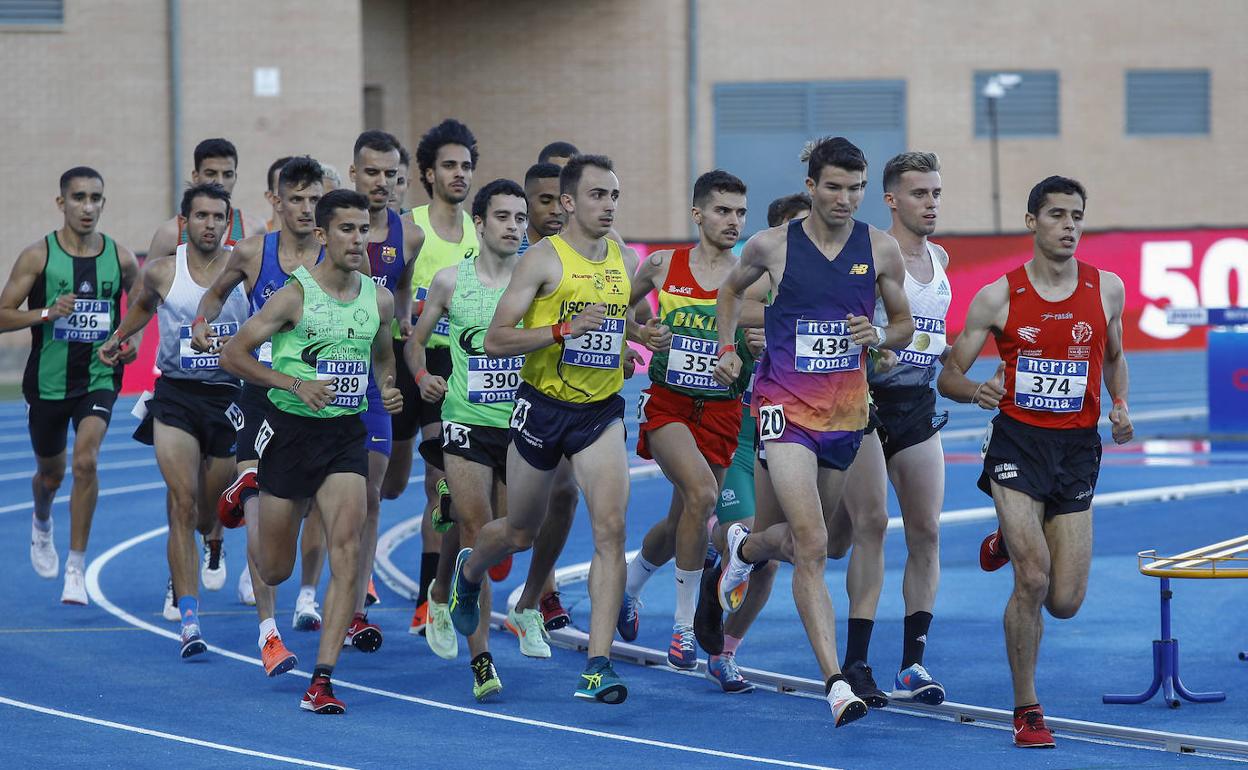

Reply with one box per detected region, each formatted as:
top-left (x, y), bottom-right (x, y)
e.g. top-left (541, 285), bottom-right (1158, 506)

top-left (315, 189), bottom-right (369, 229)
top-left (802, 136), bottom-right (867, 182)
top-left (398, 146), bottom-right (411, 168)
top-left (59, 166), bottom-right (103, 195)
top-left (559, 154), bottom-right (614, 197)
top-left (524, 162), bottom-right (562, 188)
top-left (180, 182), bottom-right (231, 219)
top-left (692, 169), bottom-right (746, 208)
top-left (767, 192), bottom-right (812, 228)
top-left (538, 141), bottom-right (579, 164)
top-left (278, 156), bottom-right (324, 192)
top-left (416, 119), bottom-right (479, 195)
top-left (267, 156), bottom-right (295, 192)
top-left (1027, 175), bottom-right (1087, 216)
top-left (354, 130), bottom-right (402, 160)
top-left (193, 138), bottom-right (238, 171)
top-left (882, 151), bottom-right (941, 192)
top-left (471, 179), bottom-right (527, 220)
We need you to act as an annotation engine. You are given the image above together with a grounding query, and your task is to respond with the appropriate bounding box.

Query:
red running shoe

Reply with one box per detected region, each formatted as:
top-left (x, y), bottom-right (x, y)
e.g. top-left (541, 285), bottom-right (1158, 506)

top-left (345, 613), bottom-right (383, 652)
top-left (540, 591), bottom-right (571, 631)
top-left (301, 675), bottom-right (345, 714)
top-left (217, 468), bottom-right (257, 529)
top-left (408, 600), bottom-right (429, 636)
top-left (980, 528), bottom-right (1010, 572)
top-left (1013, 704), bottom-right (1056, 748)
top-left (487, 554), bottom-right (513, 582)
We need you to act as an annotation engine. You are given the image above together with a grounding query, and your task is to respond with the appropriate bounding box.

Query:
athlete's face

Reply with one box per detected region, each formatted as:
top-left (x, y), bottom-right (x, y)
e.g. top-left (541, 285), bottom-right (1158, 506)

top-left (525, 177), bottom-right (565, 237)
top-left (192, 157), bottom-right (238, 195)
top-left (693, 190), bottom-right (747, 251)
top-left (351, 147), bottom-right (400, 213)
top-left (317, 206), bottom-right (370, 271)
top-left (278, 181), bottom-right (324, 237)
top-left (476, 194), bottom-right (528, 259)
top-left (185, 195), bottom-right (228, 254)
top-left (1026, 191), bottom-right (1084, 261)
top-left (885, 170), bottom-right (941, 237)
top-left (426, 144), bottom-right (473, 205)
top-left (57, 176), bottom-right (105, 236)
top-left (562, 166), bottom-right (619, 239)
top-left (806, 165), bottom-right (866, 229)
top-left (389, 163), bottom-right (409, 212)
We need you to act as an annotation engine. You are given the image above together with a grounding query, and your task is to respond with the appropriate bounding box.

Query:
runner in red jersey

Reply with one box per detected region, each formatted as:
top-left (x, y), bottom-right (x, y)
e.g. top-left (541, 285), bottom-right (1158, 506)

top-left (938, 176), bottom-right (1133, 749)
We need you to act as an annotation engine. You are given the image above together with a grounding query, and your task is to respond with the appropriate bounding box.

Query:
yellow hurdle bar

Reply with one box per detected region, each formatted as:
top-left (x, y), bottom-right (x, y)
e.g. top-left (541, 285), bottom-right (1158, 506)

top-left (1138, 534), bottom-right (1248, 578)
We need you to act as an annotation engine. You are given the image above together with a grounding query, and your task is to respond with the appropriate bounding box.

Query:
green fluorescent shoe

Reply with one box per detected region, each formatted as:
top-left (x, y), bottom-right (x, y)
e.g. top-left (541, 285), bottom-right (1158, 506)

top-left (506, 607), bottom-right (552, 659)
top-left (471, 652), bottom-right (502, 702)
top-left (573, 657), bottom-right (628, 704)
top-left (447, 548), bottom-right (481, 636)
top-left (432, 478), bottom-right (454, 533)
top-left (424, 580), bottom-right (459, 660)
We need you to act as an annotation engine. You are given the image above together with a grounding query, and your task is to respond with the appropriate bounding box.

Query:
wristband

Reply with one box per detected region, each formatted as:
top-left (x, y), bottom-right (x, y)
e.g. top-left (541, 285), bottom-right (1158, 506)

top-left (288, 377), bottom-right (303, 394)
top-left (871, 325), bottom-right (887, 348)
top-left (717, 343), bottom-right (737, 359)
top-left (1113, 397), bottom-right (1128, 410)
top-left (552, 321), bottom-right (571, 342)
top-left (40, 307), bottom-right (51, 322)
top-left (413, 369), bottom-right (428, 384)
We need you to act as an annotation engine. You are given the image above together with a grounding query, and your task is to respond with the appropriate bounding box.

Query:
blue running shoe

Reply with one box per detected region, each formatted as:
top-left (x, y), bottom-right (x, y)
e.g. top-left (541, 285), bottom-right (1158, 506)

top-left (180, 623), bottom-right (207, 659)
top-left (667, 625), bottom-right (697, 670)
top-left (574, 657), bottom-right (628, 704)
top-left (616, 592), bottom-right (640, 642)
top-left (447, 548), bottom-right (481, 637)
top-left (893, 663), bottom-right (946, 705)
top-left (707, 653), bottom-right (755, 694)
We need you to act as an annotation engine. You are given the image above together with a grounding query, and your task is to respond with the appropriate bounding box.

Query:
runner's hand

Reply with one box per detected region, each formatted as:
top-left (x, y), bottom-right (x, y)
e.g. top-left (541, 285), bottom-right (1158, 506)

top-left (975, 362), bottom-right (1007, 410)
top-left (381, 375), bottom-right (404, 415)
top-left (1110, 401), bottom-right (1133, 444)
top-left (399, 317), bottom-right (415, 341)
top-left (48, 293), bottom-right (78, 321)
top-left (298, 379), bottom-right (336, 412)
top-left (873, 348), bottom-right (898, 373)
top-left (640, 317), bottom-right (671, 352)
top-left (714, 349), bottom-right (742, 387)
top-left (623, 346), bottom-right (643, 378)
top-left (745, 327), bottom-right (766, 356)
top-left (190, 319), bottom-right (214, 352)
top-left (118, 341), bottom-right (138, 365)
top-left (568, 303), bottom-right (607, 337)
top-left (97, 334), bottom-right (123, 365)
top-left (846, 313), bottom-right (877, 346)
top-left (416, 371), bottom-right (447, 403)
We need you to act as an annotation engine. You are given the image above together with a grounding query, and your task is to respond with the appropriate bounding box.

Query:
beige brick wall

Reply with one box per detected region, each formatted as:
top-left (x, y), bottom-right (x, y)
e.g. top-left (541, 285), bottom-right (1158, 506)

top-left (362, 0), bottom-right (412, 150)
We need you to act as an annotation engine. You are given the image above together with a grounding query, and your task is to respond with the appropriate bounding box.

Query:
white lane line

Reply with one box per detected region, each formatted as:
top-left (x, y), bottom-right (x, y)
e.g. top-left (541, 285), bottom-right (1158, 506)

top-left (0, 481), bottom-right (166, 514)
top-left (0, 695), bottom-right (356, 769)
top-left (84, 525), bottom-right (840, 770)
top-left (0, 458), bottom-right (158, 482)
top-left (0, 441), bottom-right (149, 463)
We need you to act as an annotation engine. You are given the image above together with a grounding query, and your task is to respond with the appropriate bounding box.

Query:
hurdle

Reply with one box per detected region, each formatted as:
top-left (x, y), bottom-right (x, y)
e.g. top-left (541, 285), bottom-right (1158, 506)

top-left (1103, 534), bottom-right (1248, 708)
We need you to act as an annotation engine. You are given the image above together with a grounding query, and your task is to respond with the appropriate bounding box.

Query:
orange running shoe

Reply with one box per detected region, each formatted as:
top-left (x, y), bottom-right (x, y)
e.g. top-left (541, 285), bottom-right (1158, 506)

top-left (261, 633), bottom-right (298, 677)
top-left (409, 600), bottom-right (429, 636)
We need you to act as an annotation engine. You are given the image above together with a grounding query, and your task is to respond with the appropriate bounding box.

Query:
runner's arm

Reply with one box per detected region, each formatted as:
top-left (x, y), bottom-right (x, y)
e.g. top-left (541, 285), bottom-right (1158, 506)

top-left (403, 265), bottom-right (455, 383)
top-left (371, 286), bottom-right (398, 393)
top-left (0, 241), bottom-right (71, 331)
top-left (1101, 271), bottom-right (1133, 443)
top-left (484, 241), bottom-right (592, 357)
top-left (147, 218), bottom-right (179, 260)
top-left (870, 233), bottom-right (915, 350)
top-left (716, 231), bottom-right (774, 351)
top-left (191, 236), bottom-right (259, 350)
top-left (396, 218), bottom-right (424, 339)
top-left (937, 278), bottom-right (1008, 405)
top-left (220, 282), bottom-right (304, 391)
top-left (114, 243), bottom-right (144, 363)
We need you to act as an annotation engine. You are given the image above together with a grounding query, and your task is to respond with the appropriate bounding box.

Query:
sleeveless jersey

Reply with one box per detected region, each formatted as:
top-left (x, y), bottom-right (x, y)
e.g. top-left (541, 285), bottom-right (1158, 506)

top-left (23, 232), bottom-right (124, 400)
top-left (998, 261), bottom-right (1106, 430)
top-left (252, 232), bottom-right (324, 365)
top-left (869, 243), bottom-right (952, 389)
top-left (366, 208), bottom-right (407, 291)
top-left (521, 235), bottom-right (631, 403)
top-left (409, 205), bottom-right (478, 349)
top-left (754, 219), bottom-right (876, 432)
top-left (648, 247), bottom-right (753, 400)
top-left (178, 208), bottom-right (246, 249)
top-left (156, 245), bottom-right (248, 384)
top-left (268, 266), bottom-right (379, 418)
top-left (443, 258), bottom-right (522, 429)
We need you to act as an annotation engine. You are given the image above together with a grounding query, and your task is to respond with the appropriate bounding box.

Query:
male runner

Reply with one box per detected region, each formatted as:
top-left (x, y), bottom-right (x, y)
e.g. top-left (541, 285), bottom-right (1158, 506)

top-left (191, 156), bottom-right (324, 674)
top-left (264, 156), bottom-right (295, 232)
top-left (538, 141), bottom-right (579, 167)
top-left (937, 176), bottom-right (1132, 748)
top-left (320, 164), bottom-right (342, 192)
top-left (713, 137), bottom-right (914, 726)
top-left (220, 189), bottom-right (403, 714)
top-left (149, 138), bottom-right (254, 257)
top-left (390, 145), bottom-right (411, 213)
top-left (0, 167), bottom-right (140, 604)
top-left (448, 155), bottom-right (642, 703)
top-left (406, 178), bottom-right (527, 698)
top-left (100, 183), bottom-right (248, 658)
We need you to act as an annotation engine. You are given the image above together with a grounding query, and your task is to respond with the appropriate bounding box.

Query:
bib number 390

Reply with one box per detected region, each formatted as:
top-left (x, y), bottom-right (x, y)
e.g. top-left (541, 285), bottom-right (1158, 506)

top-left (758, 404), bottom-right (787, 441)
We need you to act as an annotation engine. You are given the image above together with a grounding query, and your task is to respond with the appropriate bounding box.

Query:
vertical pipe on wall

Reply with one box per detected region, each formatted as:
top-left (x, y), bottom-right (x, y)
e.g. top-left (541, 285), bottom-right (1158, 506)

top-left (168, 0), bottom-right (182, 217)
top-left (687, 0), bottom-right (698, 239)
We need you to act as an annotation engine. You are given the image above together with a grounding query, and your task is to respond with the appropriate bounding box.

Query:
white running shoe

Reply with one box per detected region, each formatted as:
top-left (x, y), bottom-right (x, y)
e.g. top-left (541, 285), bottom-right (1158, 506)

top-left (505, 607), bottom-right (552, 658)
top-left (61, 565), bottom-right (88, 605)
top-left (717, 523), bottom-right (753, 613)
top-left (293, 591), bottom-right (322, 631)
top-left (30, 521), bottom-right (58, 579)
top-left (827, 679), bottom-right (869, 728)
top-left (200, 541), bottom-right (226, 591)
top-left (424, 580), bottom-right (459, 660)
top-left (237, 567), bottom-right (256, 606)
top-left (162, 578), bottom-right (180, 622)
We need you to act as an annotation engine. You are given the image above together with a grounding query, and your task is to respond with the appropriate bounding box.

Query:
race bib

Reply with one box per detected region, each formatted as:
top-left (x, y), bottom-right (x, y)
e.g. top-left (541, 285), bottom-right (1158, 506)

top-left (794, 320), bottom-right (861, 373)
top-left (52, 299), bottom-right (111, 342)
top-left (561, 317), bottom-right (624, 369)
top-left (254, 419), bottom-right (274, 457)
top-left (466, 355), bottom-right (523, 404)
top-left (1013, 357), bottom-right (1088, 413)
top-left (225, 402), bottom-right (245, 431)
top-left (637, 390), bottom-right (651, 423)
top-left (897, 316), bottom-right (947, 369)
top-left (316, 359), bottom-right (369, 409)
top-left (414, 286), bottom-right (449, 337)
top-left (178, 321), bottom-right (238, 371)
top-left (510, 397), bottom-right (531, 431)
top-left (664, 334), bottom-right (726, 392)
top-left (758, 403), bottom-right (787, 441)
top-left (442, 421), bottom-right (471, 450)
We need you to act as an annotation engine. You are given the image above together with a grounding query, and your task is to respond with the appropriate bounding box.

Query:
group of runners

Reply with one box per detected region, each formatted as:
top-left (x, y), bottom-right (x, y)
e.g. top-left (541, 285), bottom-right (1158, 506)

top-left (5, 122), bottom-right (1133, 748)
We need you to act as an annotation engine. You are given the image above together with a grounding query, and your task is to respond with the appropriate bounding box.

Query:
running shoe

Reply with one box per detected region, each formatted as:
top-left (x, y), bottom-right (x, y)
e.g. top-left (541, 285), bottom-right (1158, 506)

top-left (826, 679), bottom-right (868, 727)
top-left (431, 477), bottom-right (454, 533)
top-left (237, 568), bottom-right (255, 606)
top-left (261, 633), bottom-right (298, 677)
top-left (162, 578), bottom-right (180, 621)
top-left (693, 562), bottom-right (724, 655)
top-left (201, 540), bottom-right (226, 591)
top-left (408, 599), bottom-right (429, 636)
top-left (425, 580), bottom-right (459, 660)
top-left (345, 614), bottom-right (383, 652)
top-left (180, 622), bottom-right (207, 658)
top-left (707, 653), bottom-right (755, 694)
top-left (616, 592), bottom-right (640, 642)
top-left (447, 548), bottom-right (481, 636)
top-left (61, 564), bottom-right (88, 606)
top-left (843, 660), bottom-right (889, 709)
top-left (573, 658), bottom-right (628, 704)
top-left (301, 676), bottom-right (345, 715)
top-left (217, 467), bottom-right (256, 529)
top-left (980, 528), bottom-right (1010, 572)
top-left (293, 592), bottom-right (322, 631)
top-left (704, 538), bottom-right (720, 570)
top-left (667, 625), bottom-right (698, 670)
top-left (30, 521), bottom-right (58, 579)
top-left (488, 554), bottom-right (513, 582)
top-left (471, 652), bottom-right (503, 702)
top-left (1013, 704), bottom-right (1056, 748)
top-left (893, 663), bottom-right (946, 705)
top-left (540, 591), bottom-right (571, 631)
top-left (365, 575), bottom-right (380, 607)
top-left (717, 523), bottom-right (752, 613)
top-left (505, 607), bottom-right (551, 658)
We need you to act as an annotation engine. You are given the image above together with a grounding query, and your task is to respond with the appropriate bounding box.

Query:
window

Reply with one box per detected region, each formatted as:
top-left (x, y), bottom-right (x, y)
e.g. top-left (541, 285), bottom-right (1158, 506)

top-left (1126, 69), bottom-right (1210, 136)
top-left (0, 0), bottom-right (63, 25)
top-left (974, 70), bottom-right (1059, 137)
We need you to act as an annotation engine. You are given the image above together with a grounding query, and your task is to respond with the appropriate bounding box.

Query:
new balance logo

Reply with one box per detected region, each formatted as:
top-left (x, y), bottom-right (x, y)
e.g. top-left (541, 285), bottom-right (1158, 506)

top-left (849, 264), bottom-right (869, 275)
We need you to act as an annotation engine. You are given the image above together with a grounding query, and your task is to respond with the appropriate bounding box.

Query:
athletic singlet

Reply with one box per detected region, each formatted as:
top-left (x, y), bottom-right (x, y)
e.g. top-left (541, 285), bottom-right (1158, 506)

top-left (647, 247), bottom-right (753, 400)
top-left (23, 232), bottom-right (123, 400)
top-left (156, 244), bottom-right (248, 384)
top-left (443, 258), bottom-right (522, 429)
top-left (409, 205), bottom-right (478, 348)
top-left (178, 208), bottom-right (246, 249)
top-left (520, 235), bottom-right (630, 403)
top-left (249, 232), bottom-right (324, 366)
top-left (366, 208), bottom-right (407, 292)
top-left (997, 261), bottom-right (1106, 430)
top-left (870, 243), bottom-right (952, 389)
top-left (753, 219), bottom-right (875, 432)
top-left (268, 266), bottom-right (379, 419)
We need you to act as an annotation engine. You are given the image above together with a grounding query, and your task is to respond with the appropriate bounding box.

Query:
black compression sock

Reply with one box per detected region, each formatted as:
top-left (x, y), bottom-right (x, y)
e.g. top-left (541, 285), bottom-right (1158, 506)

top-left (844, 618), bottom-right (874, 667)
top-left (312, 664), bottom-right (334, 680)
top-left (901, 611), bottom-right (933, 669)
top-left (1014, 703), bottom-right (1039, 717)
top-left (417, 551), bottom-right (439, 605)
top-left (206, 539), bottom-right (223, 570)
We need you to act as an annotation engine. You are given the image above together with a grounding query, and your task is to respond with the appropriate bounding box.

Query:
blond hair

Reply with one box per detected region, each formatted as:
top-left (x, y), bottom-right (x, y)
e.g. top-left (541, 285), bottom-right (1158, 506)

top-left (883, 152), bottom-right (940, 191)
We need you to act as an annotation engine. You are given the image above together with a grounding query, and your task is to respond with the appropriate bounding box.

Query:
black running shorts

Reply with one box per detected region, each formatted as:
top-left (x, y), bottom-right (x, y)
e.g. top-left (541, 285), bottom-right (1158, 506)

top-left (977, 412), bottom-right (1102, 516)
top-left (134, 377), bottom-right (240, 459)
top-left (234, 382), bottom-right (270, 463)
top-left (27, 389), bottom-right (117, 458)
top-left (256, 407), bottom-right (368, 499)
top-left (870, 385), bottom-right (949, 461)
top-left (441, 421), bottom-right (509, 481)
top-left (509, 382), bottom-right (625, 471)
